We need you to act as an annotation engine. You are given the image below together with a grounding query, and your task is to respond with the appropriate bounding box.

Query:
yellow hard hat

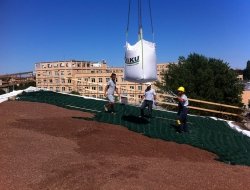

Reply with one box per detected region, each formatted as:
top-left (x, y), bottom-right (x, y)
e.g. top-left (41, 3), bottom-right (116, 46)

top-left (177, 86), bottom-right (185, 92)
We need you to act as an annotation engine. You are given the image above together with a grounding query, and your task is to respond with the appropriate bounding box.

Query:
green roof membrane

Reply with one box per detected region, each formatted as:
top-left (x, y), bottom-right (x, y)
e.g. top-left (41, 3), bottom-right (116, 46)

top-left (18, 91), bottom-right (250, 166)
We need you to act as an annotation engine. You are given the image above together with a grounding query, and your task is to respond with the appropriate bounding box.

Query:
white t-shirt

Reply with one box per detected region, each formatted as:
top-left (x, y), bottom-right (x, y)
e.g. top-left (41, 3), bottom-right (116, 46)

top-left (144, 89), bottom-right (156, 101)
top-left (107, 79), bottom-right (116, 95)
top-left (181, 94), bottom-right (189, 107)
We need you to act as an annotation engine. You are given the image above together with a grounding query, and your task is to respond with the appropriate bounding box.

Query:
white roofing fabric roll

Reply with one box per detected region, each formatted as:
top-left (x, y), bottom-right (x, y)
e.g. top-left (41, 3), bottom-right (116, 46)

top-left (124, 39), bottom-right (157, 83)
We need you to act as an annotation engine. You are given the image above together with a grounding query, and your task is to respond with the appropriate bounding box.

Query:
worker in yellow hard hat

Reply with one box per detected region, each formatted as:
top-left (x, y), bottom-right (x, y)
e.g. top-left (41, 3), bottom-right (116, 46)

top-left (176, 86), bottom-right (189, 133)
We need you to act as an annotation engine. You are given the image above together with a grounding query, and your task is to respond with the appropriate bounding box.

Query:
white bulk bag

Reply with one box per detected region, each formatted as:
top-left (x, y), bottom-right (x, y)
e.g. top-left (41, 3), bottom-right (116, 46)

top-left (124, 39), bottom-right (157, 83)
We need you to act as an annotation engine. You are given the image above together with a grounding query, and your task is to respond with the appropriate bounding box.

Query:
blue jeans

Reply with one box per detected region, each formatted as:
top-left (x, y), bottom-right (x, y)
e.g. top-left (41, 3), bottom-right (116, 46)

top-left (141, 100), bottom-right (153, 117)
top-left (177, 107), bottom-right (188, 132)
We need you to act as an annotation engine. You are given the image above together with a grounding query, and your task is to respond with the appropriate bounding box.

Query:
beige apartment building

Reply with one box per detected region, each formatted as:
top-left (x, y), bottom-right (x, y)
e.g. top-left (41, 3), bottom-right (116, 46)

top-left (35, 60), bottom-right (169, 104)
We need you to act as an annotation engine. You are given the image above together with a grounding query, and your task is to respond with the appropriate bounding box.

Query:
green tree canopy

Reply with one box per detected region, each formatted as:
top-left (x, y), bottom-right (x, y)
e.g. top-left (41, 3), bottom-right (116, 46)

top-left (157, 53), bottom-right (244, 106)
top-left (243, 60), bottom-right (250, 80)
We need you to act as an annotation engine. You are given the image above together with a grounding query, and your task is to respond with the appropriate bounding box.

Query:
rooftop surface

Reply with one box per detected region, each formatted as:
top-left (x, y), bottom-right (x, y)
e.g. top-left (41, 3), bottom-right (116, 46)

top-left (17, 91), bottom-right (250, 166)
top-left (1, 100), bottom-right (250, 190)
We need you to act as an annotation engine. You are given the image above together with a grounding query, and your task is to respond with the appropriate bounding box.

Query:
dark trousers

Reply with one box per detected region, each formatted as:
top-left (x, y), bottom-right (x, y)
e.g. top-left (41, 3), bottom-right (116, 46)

top-left (177, 107), bottom-right (188, 132)
top-left (141, 100), bottom-right (153, 117)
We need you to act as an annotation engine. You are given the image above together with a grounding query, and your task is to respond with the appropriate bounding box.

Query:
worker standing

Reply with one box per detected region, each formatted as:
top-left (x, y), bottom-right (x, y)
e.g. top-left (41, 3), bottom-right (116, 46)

top-left (176, 86), bottom-right (189, 133)
top-left (140, 82), bottom-right (156, 118)
top-left (104, 73), bottom-right (119, 114)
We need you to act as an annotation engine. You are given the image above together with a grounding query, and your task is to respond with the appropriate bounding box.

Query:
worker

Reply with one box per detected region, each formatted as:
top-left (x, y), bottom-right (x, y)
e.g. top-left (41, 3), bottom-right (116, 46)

top-left (176, 86), bottom-right (189, 133)
top-left (140, 82), bottom-right (156, 118)
top-left (104, 73), bottom-right (119, 114)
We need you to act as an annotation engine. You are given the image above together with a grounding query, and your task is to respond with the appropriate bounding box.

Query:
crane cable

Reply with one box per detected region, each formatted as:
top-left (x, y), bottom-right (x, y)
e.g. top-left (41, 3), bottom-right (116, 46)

top-left (126, 0), bottom-right (154, 42)
top-left (126, 0), bottom-right (131, 41)
top-left (148, 0), bottom-right (155, 42)
top-left (138, 0), bottom-right (144, 71)
top-left (138, 0), bottom-right (142, 40)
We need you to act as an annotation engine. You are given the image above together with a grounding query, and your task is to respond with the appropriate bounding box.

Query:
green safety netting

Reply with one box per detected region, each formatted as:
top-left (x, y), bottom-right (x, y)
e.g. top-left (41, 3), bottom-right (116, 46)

top-left (17, 91), bottom-right (250, 166)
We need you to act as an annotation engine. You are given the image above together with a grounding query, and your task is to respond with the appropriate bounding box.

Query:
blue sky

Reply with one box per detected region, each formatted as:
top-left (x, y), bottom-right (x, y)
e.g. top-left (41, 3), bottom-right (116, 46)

top-left (0, 0), bottom-right (249, 74)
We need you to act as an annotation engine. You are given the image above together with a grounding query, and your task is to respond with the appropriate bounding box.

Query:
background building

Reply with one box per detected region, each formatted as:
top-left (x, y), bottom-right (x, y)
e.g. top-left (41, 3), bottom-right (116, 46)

top-left (0, 71), bottom-right (35, 93)
top-left (35, 60), bottom-right (169, 104)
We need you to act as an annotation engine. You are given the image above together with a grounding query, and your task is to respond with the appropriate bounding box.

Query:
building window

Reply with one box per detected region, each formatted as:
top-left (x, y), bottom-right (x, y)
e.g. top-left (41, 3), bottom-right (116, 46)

top-left (91, 70), bottom-right (95, 74)
top-left (138, 85), bottom-right (142, 91)
top-left (99, 78), bottom-right (102, 83)
top-left (99, 86), bottom-right (103, 91)
top-left (56, 87), bottom-right (59, 92)
top-left (68, 79), bottom-right (71, 83)
top-left (92, 86), bottom-right (96, 90)
top-left (50, 87), bottom-right (53, 91)
top-left (68, 87), bottom-right (72, 92)
top-left (130, 86), bottom-right (134, 90)
top-left (99, 95), bottom-right (104, 99)
top-left (61, 79), bottom-right (65, 83)
top-left (61, 71), bottom-right (64, 75)
top-left (91, 78), bottom-right (95, 83)
top-left (62, 87), bottom-right (65, 91)
top-left (106, 78), bottom-right (109, 82)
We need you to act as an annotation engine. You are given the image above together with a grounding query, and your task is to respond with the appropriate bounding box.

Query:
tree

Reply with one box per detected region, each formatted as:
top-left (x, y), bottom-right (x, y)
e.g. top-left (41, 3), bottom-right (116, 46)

top-left (243, 60), bottom-right (250, 80)
top-left (157, 53), bottom-right (244, 106)
top-left (0, 89), bottom-right (5, 95)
